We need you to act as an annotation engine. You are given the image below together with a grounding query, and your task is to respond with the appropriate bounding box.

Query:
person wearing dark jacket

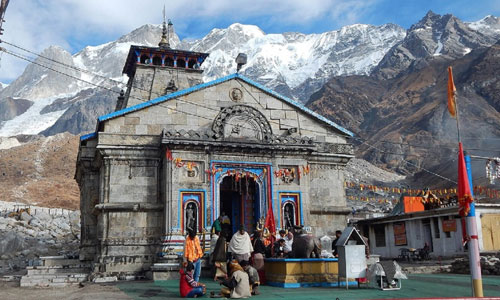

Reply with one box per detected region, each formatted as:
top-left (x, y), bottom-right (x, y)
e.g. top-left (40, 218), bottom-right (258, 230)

top-left (211, 233), bottom-right (228, 281)
top-left (252, 231), bottom-right (266, 269)
top-left (332, 230), bottom-right (342, 257)
top-left (273, 239), bottom-right (286, 258)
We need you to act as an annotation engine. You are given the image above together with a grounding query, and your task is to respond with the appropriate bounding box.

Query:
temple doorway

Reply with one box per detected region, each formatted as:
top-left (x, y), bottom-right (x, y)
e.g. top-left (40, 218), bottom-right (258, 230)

top-left (219, 174), bottom-right (260, 239)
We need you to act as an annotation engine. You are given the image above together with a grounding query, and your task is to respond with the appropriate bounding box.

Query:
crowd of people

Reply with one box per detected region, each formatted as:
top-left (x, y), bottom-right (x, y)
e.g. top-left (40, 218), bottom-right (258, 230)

top-left (179, 214), bottom-right (369, 298)
top-left (180, 213), bottom-right (301, 298)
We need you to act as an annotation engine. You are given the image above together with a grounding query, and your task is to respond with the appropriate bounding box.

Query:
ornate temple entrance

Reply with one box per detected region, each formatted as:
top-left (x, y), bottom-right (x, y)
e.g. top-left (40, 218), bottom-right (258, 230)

top-left (211, 161), bottom-right (272, 237)
top-left (219, 175), bottom-right (260, 237)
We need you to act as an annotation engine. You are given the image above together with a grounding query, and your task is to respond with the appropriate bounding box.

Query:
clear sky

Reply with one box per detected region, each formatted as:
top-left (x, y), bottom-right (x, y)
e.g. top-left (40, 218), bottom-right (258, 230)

top-left (0, 0), bottom-right (498, 83)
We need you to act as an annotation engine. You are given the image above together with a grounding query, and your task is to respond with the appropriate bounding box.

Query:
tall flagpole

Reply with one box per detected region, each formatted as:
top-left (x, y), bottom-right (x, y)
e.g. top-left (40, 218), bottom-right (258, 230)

top-left (465, 154), bottom-right (483, 297)
top-left (449, 66), bottom-right (483, 297)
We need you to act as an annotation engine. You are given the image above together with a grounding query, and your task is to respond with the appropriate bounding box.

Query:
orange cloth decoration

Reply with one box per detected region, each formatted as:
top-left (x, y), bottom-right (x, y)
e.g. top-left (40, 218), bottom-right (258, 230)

top-left (447, 66), bottom-right (457, 117)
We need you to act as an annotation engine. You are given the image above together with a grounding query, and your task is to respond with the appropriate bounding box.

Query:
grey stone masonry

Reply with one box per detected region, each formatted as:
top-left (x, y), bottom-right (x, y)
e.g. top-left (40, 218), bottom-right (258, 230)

top-left (76, 43), bottom-right (354, 279)
top-left (20, 258), bottom-right (90, 287)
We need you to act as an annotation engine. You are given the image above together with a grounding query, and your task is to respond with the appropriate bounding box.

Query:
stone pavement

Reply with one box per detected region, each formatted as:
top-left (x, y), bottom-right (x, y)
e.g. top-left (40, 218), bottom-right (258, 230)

top-left (117, 274), bottom-right (500, 299)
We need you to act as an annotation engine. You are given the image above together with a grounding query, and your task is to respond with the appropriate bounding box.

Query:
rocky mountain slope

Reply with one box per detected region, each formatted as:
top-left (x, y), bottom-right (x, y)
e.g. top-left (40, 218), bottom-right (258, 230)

top-left (374, 12), bottom-right (500, 79)
top-left (0, 133), bottom-right (80, 209)
top-left (307, 13), bottom-right (500, 188)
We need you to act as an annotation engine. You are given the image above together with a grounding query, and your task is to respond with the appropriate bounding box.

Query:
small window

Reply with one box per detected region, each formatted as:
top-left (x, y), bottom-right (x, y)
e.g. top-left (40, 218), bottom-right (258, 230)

top-left (433, 217), bottom-right (440, 239)
top-left (152, 56), bottom-right (162, 66)
top-left (165, 57), bottom-right (174, 67)
top-left (188, 59), bottom-right (196, 69)
top-left (140, 54), bottom-right (150, 64)
top-left (374, 224), bottom-right (386, 247)
top-left (177, 59), bottom-right (186, 68)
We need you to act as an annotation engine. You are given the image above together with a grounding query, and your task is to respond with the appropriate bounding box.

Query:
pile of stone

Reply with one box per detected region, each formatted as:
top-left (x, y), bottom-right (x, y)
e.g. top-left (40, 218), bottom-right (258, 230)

top-left (0, 201), bottom-right (80, 276)
top-left (450, 255), bottom-right (500, 275)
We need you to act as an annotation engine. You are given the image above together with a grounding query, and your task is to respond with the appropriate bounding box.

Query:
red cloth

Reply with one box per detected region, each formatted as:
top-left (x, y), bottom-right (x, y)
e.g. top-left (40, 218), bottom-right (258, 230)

top-left (457, 142), bottom-right (473, 218)
top-left (179, 269), bottom-right (193, 298)
top-left (264, 205), bottom-right (276, 253)
top-left (457, 142), bottom-right (474, 245)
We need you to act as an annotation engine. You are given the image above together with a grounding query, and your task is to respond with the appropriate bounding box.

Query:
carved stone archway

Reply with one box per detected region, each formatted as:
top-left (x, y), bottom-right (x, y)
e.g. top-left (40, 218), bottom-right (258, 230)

top-left (212, 105), bottom-right (273, 142)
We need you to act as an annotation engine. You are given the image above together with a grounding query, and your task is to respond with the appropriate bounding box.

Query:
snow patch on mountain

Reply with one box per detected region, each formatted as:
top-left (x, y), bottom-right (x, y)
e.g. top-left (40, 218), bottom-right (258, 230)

top-left (0, 93), bottom-right (75, 137)
top-left (0, 137), bottom-right (21, 150)
top-left (433, 31), bottom-right (443, 56)
top-left (467, 15), bottom-right (500, 34)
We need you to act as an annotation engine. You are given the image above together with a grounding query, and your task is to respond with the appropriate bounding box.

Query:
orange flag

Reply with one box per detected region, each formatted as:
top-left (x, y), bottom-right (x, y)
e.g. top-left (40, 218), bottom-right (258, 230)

top-left (447, 66), bottom-right (457, 117)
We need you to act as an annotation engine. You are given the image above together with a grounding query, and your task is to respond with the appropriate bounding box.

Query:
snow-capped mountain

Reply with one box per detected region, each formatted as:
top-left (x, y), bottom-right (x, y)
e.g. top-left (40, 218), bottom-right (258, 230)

top-left (0, 21), bottom-right (406, 137)
top-left (0, 46), bottom-right (81, 100)
top-left (185, 23), bottom-right (406, 99)
top-left (0, 12), bottom-right (499, 139)
top-left (374, 11), bottom-right (500, 79)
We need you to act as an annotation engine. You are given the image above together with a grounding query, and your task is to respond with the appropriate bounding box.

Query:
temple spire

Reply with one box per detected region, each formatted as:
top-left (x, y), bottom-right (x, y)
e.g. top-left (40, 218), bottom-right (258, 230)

top-left (158, 5), bottom-right (170, 48)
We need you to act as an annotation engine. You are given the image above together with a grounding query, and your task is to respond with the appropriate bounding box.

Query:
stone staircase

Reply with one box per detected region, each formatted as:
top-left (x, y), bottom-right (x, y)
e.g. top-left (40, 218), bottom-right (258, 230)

top-left (151, 254), bottom-right (182, 280)
top-left (20, 256), bottom-right (90, 287)
top-left (151, 254), bottom-right (211, 280)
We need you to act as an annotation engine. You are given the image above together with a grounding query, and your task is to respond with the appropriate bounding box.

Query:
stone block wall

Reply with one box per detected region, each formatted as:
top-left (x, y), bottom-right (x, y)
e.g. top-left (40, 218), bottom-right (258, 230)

top-left (125, 66), bottom-right (203, 108)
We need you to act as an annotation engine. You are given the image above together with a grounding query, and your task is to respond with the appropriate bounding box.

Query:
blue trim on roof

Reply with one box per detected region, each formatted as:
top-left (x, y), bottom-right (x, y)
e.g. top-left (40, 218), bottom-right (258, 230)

top-left (96, 73), bottom-right (353, 136)
top-left (98, 73), bottom-right (238, 123)
top-left (235, 74), bottom-right (353, 137)
top-left (80, 132), bottom-right (97, 141)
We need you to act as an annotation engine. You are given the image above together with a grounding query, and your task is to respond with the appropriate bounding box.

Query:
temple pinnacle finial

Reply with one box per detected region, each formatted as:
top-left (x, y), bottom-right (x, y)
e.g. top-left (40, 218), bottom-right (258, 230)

top-left (158, 5), bottom-right (170, 48)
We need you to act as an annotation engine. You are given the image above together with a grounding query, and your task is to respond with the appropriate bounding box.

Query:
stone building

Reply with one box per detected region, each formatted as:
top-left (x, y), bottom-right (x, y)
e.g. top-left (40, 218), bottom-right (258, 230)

top-left (75, 23), bottom-right (354, 276)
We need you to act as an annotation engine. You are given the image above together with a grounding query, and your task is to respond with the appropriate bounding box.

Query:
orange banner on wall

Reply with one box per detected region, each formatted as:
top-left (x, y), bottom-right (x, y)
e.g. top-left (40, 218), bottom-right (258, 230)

top-left (394, 222), bottom-right (407, 246)
top-left (403, 196), bottom-right (425, 213)
top-left (442, 219), bottom-right (457, 232)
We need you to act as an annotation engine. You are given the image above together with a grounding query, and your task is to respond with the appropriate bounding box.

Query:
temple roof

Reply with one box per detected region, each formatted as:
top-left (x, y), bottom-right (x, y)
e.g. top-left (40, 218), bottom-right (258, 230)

top-left (81, 73), bottom-right (354, 141)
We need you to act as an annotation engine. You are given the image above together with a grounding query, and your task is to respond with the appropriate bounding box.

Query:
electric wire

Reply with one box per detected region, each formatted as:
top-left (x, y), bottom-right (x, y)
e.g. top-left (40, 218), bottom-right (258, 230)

top-left (0, 41), bottom-right (254, 124)
top-left (0, 47), bottom-right (225, 124)
top-left (0, 39), bottom-right (128, 86)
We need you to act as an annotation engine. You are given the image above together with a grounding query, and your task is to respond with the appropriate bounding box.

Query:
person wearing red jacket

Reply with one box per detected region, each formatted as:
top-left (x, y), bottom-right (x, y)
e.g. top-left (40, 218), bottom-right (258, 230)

top-left (179, 262), bottom-right (206, 298)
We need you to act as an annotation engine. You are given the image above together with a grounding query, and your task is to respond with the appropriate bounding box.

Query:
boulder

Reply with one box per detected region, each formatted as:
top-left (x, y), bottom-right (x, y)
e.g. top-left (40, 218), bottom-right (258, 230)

top-left (0, 232), bottom-right (25, 256)
top-left (20, 211), bottom-right (33, 223)
top-left (33, 211), bottom-right (52, 223)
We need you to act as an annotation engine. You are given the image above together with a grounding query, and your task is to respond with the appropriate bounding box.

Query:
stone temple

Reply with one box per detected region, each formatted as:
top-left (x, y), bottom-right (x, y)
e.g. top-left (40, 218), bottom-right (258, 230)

top-left (75, 22), bottom-right (354, 278)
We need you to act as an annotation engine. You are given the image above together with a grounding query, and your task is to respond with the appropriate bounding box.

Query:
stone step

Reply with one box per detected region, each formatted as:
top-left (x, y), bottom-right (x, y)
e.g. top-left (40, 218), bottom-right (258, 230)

top-left (39, 256), bottom-right (82, 267)
top-left (20, 273), bottom-right (88, 287)
top-left (27, 266), bottom-right (89, 275)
